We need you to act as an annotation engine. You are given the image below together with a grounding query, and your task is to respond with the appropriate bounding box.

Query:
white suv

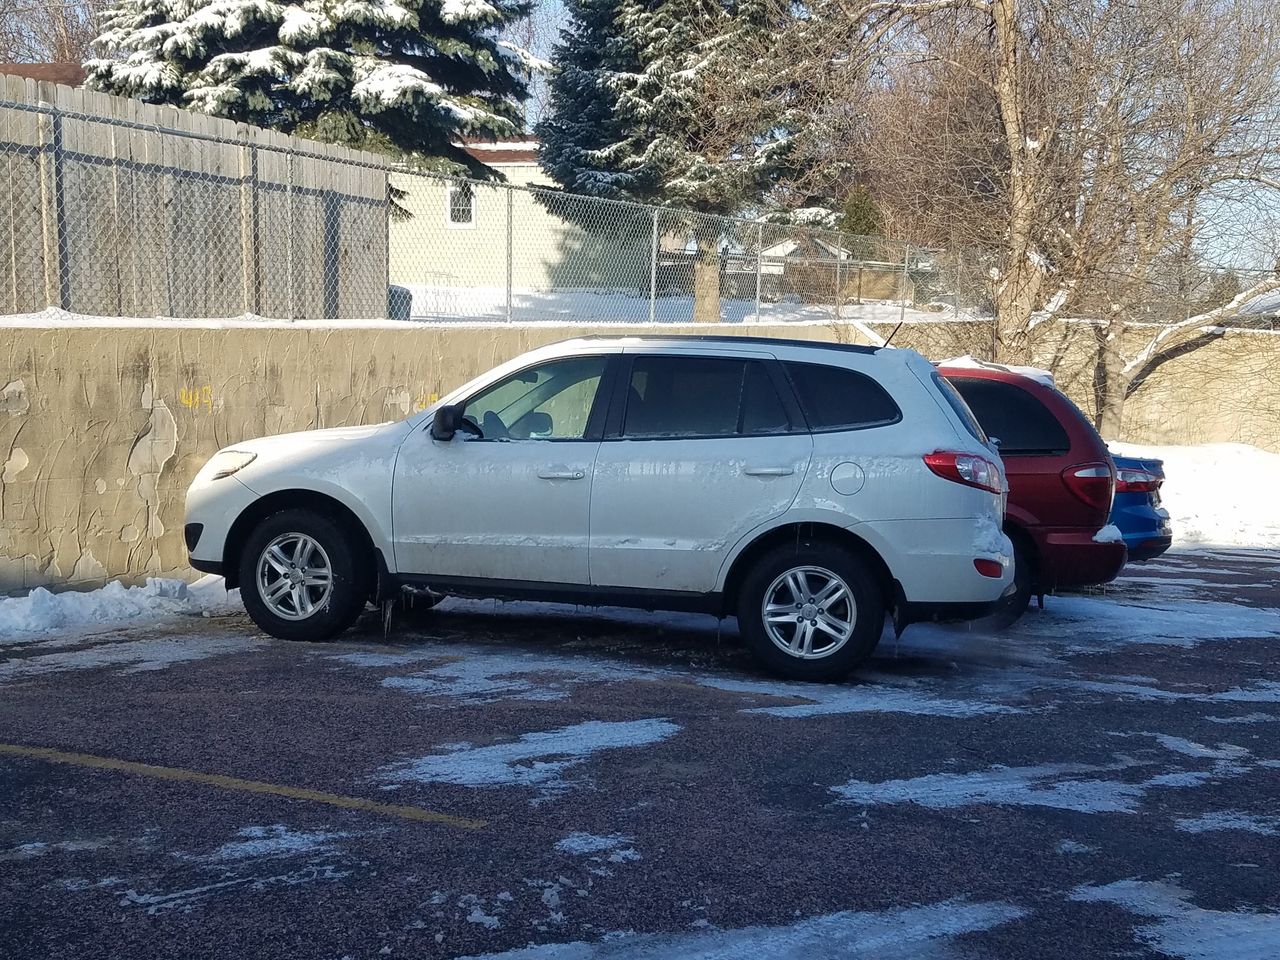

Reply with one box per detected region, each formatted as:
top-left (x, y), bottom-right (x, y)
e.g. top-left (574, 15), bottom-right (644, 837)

top-left (186, 336), bottom-right (1012, 681)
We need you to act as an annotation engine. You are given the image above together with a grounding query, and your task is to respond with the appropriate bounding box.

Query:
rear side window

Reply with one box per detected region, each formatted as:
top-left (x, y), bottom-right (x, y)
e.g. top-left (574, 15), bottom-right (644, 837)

top-left (947, 377), bottom-right (1070, 455)
top-left (783, 361), bottom-right (901, 431)
top-left (932, 372), bottom-right (988, 443)
top-left (623, 356), bottom-right (792, 438)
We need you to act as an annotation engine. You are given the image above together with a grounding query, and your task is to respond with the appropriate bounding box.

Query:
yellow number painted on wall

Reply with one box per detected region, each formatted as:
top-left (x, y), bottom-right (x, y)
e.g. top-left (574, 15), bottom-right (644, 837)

top-left (413, 390), bottom-right (439, 412)
top-left (179, 385), bottom-right (214, 413)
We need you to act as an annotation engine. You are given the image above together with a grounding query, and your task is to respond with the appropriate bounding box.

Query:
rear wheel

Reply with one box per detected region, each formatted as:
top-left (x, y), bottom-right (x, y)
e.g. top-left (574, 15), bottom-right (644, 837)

top-left (737, 542), bottom-right (883, 681)
top-left (239, 509), bottom-right (368, 641)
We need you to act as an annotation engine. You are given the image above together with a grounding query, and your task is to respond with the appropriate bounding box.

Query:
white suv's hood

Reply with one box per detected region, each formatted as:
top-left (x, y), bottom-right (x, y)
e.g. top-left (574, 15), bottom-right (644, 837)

top-left (232, 423), bottom-right (393, 458)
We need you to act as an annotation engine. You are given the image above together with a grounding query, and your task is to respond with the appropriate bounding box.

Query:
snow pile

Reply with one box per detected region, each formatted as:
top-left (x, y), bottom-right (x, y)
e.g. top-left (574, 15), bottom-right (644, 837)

top-left (1108, 442), bottom-right (1280, 549)
top-left (0, 575), bottom-right (241, 643)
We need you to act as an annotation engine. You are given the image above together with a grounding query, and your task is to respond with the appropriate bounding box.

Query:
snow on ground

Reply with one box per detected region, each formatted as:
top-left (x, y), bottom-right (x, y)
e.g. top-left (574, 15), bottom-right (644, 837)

top-left (1071, 880), bottom-right (1280, 960)
top-left (453, 899), bottom-right (1025, 960)
top-left (0, 575), bottom-right (241, 643)
top-left (376, 718), bottom-right (681, 794)
top-left (830, 733), bottom-right (1259, 815)
top-left (1, 294), bottom-right (977, 331)
top-left (1109, 442), bottom-right (1280, 549)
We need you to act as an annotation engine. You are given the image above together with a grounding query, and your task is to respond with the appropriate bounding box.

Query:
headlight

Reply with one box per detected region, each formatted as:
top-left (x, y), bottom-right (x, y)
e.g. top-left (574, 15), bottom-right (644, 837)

top-left (207, 450), bottom-right (257, 480)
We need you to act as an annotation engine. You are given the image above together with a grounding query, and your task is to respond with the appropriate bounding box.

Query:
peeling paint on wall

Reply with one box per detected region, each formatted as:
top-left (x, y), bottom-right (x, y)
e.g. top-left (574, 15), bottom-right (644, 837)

top-left (127, 387), bottom-right (178, 545)
top-left (1, 379), bottom-right (28, 416)
top-left (1, 447), bottom-right (27, 483)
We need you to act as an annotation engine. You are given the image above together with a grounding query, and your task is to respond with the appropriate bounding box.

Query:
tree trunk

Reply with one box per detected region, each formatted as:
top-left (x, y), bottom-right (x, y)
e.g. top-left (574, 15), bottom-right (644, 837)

top-left (1091, 322), bottom-right (1127, 437)
top-left (990, 0), bottom-right (1041, 366)
top-left (692, 234), bottom-right (720, 323)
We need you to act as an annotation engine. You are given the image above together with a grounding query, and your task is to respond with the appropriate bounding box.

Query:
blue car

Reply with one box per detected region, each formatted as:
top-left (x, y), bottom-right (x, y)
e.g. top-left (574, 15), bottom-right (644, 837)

top-left (1109, 453), bottom-right (1173, 561)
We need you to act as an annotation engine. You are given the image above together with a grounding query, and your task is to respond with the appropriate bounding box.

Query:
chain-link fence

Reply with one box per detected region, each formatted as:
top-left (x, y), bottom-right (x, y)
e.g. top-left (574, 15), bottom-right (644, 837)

top-left (1, 79), bottom-right (985, 328)
top-left (4, 78), bottom-right (1275, 336)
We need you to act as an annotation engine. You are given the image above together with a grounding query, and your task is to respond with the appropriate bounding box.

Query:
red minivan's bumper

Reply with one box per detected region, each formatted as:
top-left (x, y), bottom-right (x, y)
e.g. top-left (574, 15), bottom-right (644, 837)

top-left (1032, 527), bottom-right (1128, 590)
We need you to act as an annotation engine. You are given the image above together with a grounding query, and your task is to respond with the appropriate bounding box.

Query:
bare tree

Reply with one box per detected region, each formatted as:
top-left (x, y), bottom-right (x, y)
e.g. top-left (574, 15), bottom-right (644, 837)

top-left (0, 0), bottom-right (104, 63)
top-left (779, 0), bottom-right (1280, 430)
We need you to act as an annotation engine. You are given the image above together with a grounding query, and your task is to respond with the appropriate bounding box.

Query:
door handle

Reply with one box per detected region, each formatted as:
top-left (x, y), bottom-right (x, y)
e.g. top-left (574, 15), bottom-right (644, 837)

top-left (743, 466), bottom-right (794, 477)
top-left (538, 468), bottom-right (586, 480)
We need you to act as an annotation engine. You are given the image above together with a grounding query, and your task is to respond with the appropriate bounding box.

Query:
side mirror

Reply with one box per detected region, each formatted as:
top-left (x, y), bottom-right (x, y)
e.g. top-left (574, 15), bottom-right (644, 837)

top-left (431, 404), bottom-right (464, 441)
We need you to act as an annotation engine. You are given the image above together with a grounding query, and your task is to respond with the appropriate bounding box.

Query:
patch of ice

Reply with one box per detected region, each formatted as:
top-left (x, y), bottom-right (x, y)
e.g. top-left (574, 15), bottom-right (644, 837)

top-left (1057, 840), bottom-right (1098, 855)
top-left (831, 761), bottom-right (1149, 814)
top-left (1072, 879), bottom-right (1280, 960)
top-left (830, 748), bottom-right (1256, 815)
top-left (555, 833), bottom-right (634, 856)
top-left (0, 633), bottom-right (265, 683)
top-left (377, 719), bottom-right (680, 792)
top-left (1175, 812), bottom-right (1280, 836)
top-left (1150, 735), bottom-right (1249, 761)
top-left (1205, 713), bottom-right (1277, 724)
top-left (696, 675), bottom-right (1018, 719)
top-left (452, 898), bottom-right (1025, 959)
top-left (187, 825), bottom-right (349, 862)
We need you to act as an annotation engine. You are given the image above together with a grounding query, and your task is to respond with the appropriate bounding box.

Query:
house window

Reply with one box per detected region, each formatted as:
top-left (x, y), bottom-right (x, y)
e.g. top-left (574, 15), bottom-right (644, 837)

top-left (447, 183), bottom-right (475, 227)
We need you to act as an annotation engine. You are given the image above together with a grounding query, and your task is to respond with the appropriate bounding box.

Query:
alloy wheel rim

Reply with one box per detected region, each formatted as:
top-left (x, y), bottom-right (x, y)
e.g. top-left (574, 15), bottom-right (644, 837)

top-left (761, 565), bottom-right (857, 660)
top-left (257, 532), bottom-right (333, 621)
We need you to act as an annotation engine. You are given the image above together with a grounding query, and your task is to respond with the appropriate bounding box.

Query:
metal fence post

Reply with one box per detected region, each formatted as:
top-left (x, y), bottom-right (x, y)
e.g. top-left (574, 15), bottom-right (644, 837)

top-left (649, 208), bottom-right (658, 325)
top-left (755, 223), bottom-right (763, 322)
top-left (36, 103), bottom-right (70, 311)
top-left (286, 148), bottom-right (296, 319)
top-left (899, 242), bottom-right (911, 327)
top-left (505, 185), bottom-right (513, 322)
top-left (835, 232), bottom-right (843, 324)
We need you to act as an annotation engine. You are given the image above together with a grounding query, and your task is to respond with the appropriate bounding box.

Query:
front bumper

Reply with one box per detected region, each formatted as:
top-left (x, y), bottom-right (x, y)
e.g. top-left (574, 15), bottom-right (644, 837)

top-left (184, 474), bottom-right (261, 571)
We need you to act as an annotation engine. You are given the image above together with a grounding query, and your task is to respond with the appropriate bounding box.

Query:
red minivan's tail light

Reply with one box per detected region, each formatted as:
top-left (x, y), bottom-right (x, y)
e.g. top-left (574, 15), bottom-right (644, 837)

top-left (924, 451), bottom-right (1004, 494)
top-left (1115, 468), bottom-right (1162, 493)
top-left (1062, 462), bottom-right (1115, 511)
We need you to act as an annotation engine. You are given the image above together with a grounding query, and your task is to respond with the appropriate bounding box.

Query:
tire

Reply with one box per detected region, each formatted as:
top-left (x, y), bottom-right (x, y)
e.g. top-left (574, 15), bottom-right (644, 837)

top-left (736, 541), bottom-right (883, 682)
top-left (981, 538), bottom-right (1033, 631)
top-left (238, 508), bottom-right (369, 642)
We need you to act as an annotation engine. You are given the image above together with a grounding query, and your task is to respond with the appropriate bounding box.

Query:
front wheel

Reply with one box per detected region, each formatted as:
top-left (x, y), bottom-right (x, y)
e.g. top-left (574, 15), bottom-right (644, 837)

top-left (238, 509), bottom-right (368, 641)
top-left (736, 542), bottom-right (883, 682)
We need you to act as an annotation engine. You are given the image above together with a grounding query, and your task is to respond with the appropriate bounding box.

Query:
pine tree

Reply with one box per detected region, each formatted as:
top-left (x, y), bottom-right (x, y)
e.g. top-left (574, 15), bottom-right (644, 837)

top-left (537, 0), bottom-right (797, 319)
top-left (85, 0), bottom-right (536, 175)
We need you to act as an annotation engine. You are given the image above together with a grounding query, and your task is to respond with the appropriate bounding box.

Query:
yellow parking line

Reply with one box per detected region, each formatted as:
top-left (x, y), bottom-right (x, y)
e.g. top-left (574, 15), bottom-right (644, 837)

top-left (0, 742), bottom-right (486, 830)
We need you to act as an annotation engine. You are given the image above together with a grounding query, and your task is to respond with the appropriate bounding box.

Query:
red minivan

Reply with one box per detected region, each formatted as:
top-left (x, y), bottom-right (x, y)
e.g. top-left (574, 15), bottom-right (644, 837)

top-left (939, 362), bottom-right (1126, 623)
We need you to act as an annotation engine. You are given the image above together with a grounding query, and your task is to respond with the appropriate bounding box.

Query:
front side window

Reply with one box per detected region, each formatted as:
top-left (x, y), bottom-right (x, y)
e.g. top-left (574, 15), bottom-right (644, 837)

top-left (783, 361), bottom-right (901, 431)
top-left (947, 377), bottom-right (1069, 455)
top-left (622, 356), bottom-right (791, 439)
top-left (447, 183), bottom-right (474, 226)
top-left (463, 356), bottom-right (606, 440)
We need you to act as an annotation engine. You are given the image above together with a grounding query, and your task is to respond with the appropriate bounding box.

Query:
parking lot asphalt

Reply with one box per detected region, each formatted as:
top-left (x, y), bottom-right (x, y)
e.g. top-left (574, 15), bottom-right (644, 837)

top-left (2, 548), bottom-right (1279, 960)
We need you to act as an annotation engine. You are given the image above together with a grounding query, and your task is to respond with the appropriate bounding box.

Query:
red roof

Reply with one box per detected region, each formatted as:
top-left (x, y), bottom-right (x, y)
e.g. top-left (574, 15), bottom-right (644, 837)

top-left (458, 137), bottom-right (539, 165)
top-left (0, 62), bottom-right (86, 86)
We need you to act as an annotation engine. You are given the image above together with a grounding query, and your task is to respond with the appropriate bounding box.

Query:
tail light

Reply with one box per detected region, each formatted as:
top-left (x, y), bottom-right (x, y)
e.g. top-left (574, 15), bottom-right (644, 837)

top-left (924, 451), bottom-right (1004, 494)
top-left (1115, 468), bottom-right (1162, 493)
top-left (1062, 462), bottom-right (1114, 511)
top-left (973, 558), bottom-right (1004, 578)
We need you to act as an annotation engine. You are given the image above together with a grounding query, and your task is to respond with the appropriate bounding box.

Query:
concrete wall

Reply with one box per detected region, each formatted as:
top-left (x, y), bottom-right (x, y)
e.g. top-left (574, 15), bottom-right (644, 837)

top-left (3, 319), bottom-right (1277, 595)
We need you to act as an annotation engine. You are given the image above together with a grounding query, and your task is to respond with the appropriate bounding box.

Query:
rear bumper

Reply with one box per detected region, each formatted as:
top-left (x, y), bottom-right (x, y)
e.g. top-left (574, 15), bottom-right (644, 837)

top-left (1033, 527), bottom-right (1128, 589)
top-left (897, 588), bottom-right (1015, 626)
top-left (1124, 534), bottom-right (1173, 562)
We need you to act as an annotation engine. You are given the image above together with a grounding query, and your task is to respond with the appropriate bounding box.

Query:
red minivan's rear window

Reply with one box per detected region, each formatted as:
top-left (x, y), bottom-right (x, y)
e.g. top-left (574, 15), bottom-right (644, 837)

top-left (946, 377), bottom-right (1070, 456)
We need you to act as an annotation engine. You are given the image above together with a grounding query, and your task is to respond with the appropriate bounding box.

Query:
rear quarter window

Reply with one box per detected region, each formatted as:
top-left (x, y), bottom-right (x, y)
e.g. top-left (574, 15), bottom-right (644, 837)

top-left (783, 361), bottom-right (901, 432)
top-left (946, 376), bottom-right (1070, 455)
